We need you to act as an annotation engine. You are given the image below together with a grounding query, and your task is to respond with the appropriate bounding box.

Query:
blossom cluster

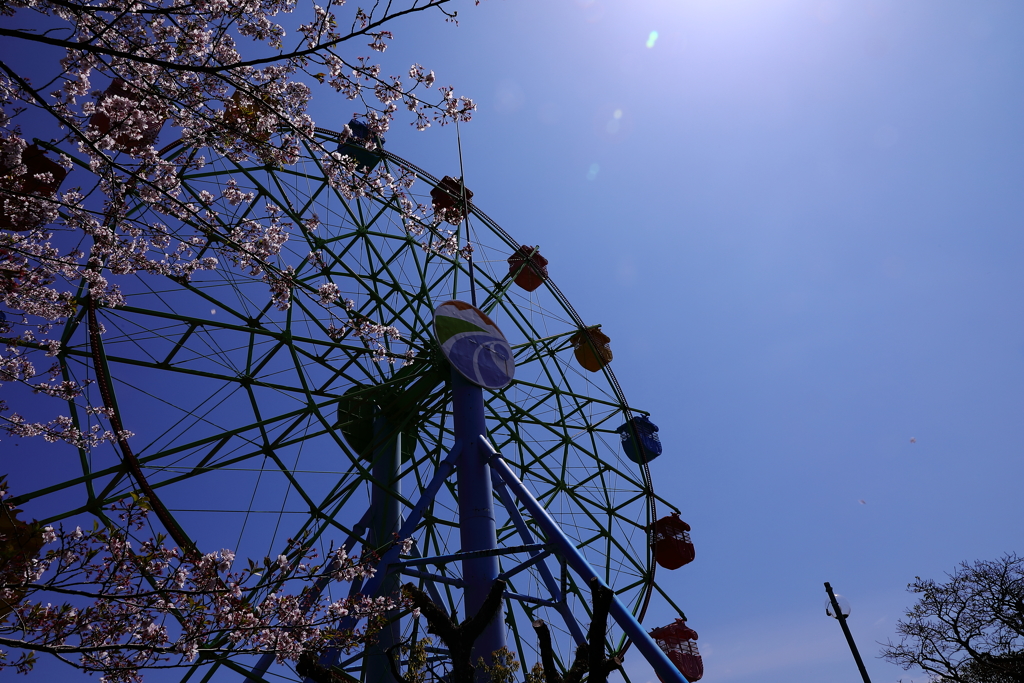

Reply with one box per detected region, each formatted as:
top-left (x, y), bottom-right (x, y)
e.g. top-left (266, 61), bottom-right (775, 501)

top-left (1, 0), bottom-right (472, 450)
top-left (1, 483), bottom-right (406, 682)
top-left (0, 2), bottom-right (480, 680)
top-left (327, 314), bottom-right (405, 364)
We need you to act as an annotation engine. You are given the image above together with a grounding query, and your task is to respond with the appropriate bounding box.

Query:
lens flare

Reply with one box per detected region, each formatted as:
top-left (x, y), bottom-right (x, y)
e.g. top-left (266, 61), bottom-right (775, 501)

top-left (646, 30), bottom-right (659, 48)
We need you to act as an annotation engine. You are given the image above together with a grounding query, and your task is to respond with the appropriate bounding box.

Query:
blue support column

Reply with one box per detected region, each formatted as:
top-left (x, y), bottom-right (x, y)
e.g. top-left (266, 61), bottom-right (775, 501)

top-left (362, 414), bottom-right (403, 683)
top-left (452, 371), bottom-right (507, 666)
top-left (277, 440), bottom-right (462, 683)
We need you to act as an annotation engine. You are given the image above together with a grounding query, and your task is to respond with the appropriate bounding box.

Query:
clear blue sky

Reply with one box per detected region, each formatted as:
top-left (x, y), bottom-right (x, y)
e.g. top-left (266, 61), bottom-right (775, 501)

top-left (5, 1), bottom-right (1023, 682)
top-left (359, 1), bottom-right (1024, 682)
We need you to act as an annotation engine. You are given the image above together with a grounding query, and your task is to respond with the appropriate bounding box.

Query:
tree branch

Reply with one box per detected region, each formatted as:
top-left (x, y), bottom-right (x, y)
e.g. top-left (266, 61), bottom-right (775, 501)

top-left (402, 579), bottom-right (506, 683)
top-left (0, 1), bottom-right (451, 74)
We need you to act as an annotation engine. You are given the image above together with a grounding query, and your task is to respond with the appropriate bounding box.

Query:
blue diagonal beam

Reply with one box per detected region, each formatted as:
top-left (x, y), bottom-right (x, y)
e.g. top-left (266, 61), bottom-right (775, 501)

top-left (322, 442), bottom-right (463, 649)
top-left (482, 436), bottom-right (691, 683)
top-left (491, 471), bottom-right (587, 647)
top-left (496, 548), bottom-right (552, 583)
top-left (244, 443), bottom-right (464, 683)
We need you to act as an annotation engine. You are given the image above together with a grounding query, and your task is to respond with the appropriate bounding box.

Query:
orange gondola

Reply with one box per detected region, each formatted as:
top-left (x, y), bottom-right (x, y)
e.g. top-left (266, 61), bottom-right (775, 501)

top-left (569, 327), bottom-right (612, 372)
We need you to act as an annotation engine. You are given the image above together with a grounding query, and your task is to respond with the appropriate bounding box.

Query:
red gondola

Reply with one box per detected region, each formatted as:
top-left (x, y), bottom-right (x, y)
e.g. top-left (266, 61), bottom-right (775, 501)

top-left (0, 145), bottom-right (68, 231)
top-left (0, 500), bottom-right (45, 620)
top-left (651, 512), bottom-right (694, 570)
top-left (430, 176), bottom-right (473, 225)
top-left (89, 78), bottom-right (164, 152)
top-left (507, 245), bottom-right (549, 292)
top-left (650, 618), bottom-right (703, 682)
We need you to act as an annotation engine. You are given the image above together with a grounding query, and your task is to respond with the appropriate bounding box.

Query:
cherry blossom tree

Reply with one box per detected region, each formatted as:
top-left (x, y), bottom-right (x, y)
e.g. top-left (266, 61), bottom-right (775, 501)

top-left (1, 0), bottom-right (476, 445)
top-left (1, 475), bottom-right (410, 681)
top-left (0, 0), bottom-right (478, 677)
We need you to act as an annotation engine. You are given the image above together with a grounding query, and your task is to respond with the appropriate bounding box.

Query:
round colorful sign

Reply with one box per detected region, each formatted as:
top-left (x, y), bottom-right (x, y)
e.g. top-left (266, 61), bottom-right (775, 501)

top-left (433, 300), bottom-right (515, 389)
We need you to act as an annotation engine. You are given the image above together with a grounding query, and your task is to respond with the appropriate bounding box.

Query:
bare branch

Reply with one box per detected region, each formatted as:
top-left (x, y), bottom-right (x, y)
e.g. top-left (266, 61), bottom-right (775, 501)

top-left (881, 554), bottom-right (1024, 683)
top-left (0, 1), bottom-right (452, 75)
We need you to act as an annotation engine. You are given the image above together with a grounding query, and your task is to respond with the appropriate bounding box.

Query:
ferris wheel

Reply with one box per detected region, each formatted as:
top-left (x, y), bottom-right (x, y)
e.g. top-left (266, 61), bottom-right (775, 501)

top-left (12, 125), bottom-right (697, 683)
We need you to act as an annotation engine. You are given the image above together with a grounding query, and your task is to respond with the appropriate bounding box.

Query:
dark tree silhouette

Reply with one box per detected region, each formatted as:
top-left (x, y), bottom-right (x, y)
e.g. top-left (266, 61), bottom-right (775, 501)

top-left (399, 576), bottom-right (622, 683)
top-left (399, 579), bottom-right (507, 683)
top-left (882, 553), bottom-right (1024, 683)
top-left (532, 579), bottom-right (622, 683)
top-left (298, 651), bottom-right (360, 683)
top-left (953, 652), bottom-right (1024, 683)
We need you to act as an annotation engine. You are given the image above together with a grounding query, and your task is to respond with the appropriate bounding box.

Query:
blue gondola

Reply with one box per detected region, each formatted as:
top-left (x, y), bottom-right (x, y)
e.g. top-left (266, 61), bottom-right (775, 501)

top-left (337, 119), bottom-right (385, 171)
top-left (616, 415), bottom-right (662, 464)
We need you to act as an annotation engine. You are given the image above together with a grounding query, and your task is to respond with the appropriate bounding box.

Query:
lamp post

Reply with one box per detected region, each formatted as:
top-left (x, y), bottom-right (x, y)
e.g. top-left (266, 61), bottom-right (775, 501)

top-left (824, 582), bottom-right (873, 683)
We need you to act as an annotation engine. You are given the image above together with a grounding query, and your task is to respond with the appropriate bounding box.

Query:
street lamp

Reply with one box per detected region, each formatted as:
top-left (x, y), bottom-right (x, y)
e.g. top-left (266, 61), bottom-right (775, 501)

top-left (824, 582), bottom-right (873, 683)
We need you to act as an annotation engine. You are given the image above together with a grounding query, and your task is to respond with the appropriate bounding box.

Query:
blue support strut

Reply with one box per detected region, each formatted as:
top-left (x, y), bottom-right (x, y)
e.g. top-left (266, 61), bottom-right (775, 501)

top-left (452, 371), bottom-right (507, 665)
top-left (338, 442), bottom-right (462, 627)
top-left (362, 414), bottom-right (403, 683)
top-left (299, 443), bottom-right (462, 682)
top-left (491, 476), bottom-right (587, 647)
top-left (482, 436), bottom-right (691, 683)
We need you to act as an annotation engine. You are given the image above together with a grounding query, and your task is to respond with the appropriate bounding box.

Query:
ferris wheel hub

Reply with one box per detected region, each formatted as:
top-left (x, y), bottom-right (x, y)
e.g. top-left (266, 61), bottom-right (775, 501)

top-left (433, 300), bottom-right (515, 390)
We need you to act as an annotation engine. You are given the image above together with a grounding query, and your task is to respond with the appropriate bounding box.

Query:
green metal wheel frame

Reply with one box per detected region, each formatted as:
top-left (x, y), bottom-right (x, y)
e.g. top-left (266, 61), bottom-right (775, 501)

top-left (10, 128), bottom-right (682, 683)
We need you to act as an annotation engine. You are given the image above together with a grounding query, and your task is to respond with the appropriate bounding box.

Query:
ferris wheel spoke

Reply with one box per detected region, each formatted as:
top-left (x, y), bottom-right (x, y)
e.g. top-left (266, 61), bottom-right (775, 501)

top-left (492, 430), bottom-right (564, 485)
top-left (510, 335), bottom-right (575, 368)
top-left (489, 391), bottom-right (579, 446)
top-left (507, 362), bottom-right (619, 420)
top-left (266, 168), bottom-right (321, 223)
top-left (492, 484), bottom-right (589, 648)
top-left (94, 309), bottom-right (390, 394)
top-left (356, 233), bottom-right (429, 318)
top-left (132, 436), bottom-right (356, 536)
top-left (356, 194), bottom-right (402, 237)
top-left (573, 510), bottom-right (645, 572)
top-left (143, 403), bottom-right (320, 468)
